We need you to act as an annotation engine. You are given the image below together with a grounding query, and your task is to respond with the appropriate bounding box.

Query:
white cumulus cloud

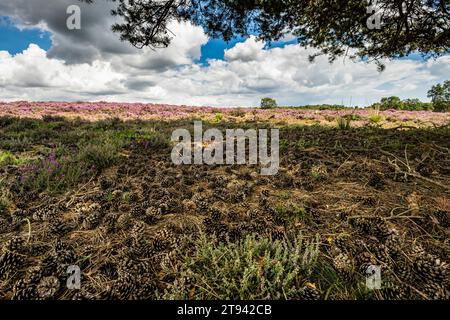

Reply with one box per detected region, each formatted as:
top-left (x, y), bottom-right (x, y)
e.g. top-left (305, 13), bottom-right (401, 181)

top-left (0, 24), bottom-right (449, 106)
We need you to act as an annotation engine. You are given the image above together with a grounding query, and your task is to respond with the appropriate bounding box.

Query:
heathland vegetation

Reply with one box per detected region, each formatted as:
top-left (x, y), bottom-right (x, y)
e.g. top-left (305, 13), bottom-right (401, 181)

top-left (0, 104), bottom-right (448, 300)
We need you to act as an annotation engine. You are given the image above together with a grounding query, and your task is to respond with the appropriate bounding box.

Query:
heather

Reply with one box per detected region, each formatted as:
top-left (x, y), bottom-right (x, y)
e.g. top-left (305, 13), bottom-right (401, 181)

top-left (0, 102), bottom-right (448, 127)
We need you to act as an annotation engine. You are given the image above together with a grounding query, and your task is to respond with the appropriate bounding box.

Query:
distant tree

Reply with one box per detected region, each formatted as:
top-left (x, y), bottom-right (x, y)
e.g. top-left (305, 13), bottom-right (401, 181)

top-left (260, 97), bottom-right (278, 109)
top-left (428, 81), bottom-right (450, 112)
top-left (82, 0), bottom-right (450, 69)
top-left (379, 96), bottom-right (403, 110)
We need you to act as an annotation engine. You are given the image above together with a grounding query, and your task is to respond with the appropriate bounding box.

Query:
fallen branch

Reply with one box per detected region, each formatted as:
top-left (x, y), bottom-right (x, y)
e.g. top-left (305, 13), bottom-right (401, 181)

top-left (379, 149), bottom-right (450, 191)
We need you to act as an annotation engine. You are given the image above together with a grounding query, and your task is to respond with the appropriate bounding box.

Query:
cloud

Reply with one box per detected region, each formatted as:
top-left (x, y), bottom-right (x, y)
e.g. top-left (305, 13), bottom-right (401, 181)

top-left (0, 44), bottom-right (126, 99)
top-left (0, 0), bottom-right (127, 64)
top-left (0, 0), bottom-right (207, 69)
top-left (0, 2), bottom-right (449, 106)
top-left (1, 38), bottom-right (449, 106)
top-left (224, 36), bottom-right (264, 62)
top-left (115, 21), bottom-right (208, 72)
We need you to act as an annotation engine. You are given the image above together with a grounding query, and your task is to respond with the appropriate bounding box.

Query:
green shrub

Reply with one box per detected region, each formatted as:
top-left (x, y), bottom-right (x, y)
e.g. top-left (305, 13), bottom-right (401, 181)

top-left (162, 233), bottom-right (320, 300)
top-left (279, 139), bottom-right (289, 152)
top-left (0, 136), bottom-right (32, 152)
top-left (214, 113), bottom-right (223, 123)
top-left (116, 128), bottom-right (170, 149)
top-left (336, 117), bottom-right (352, 130)
top-left (261, 97), bottom-right (278, 109)
top-left (4, 118), bottom-right (39, 132)
top-left (42, 115), bottom-right (66, 123)
top-left (0, 151), bottom-right (29, 166)
top-left (294, 138), bottom-right (320, 150)
top-left (77, 140), bottom-right (119, 172)
top-left (348, 114), bottom-right (362, 121)
top-left (369, 114), bottom-right (383, 124)
top-left (0, 117), bottom-right (15, 128)
top-left (20, 136), bottom-right (121, 194)
top-left (275, 201), bottom-right (308, 222)
top-left (92, 117), bottom-right (124, 131)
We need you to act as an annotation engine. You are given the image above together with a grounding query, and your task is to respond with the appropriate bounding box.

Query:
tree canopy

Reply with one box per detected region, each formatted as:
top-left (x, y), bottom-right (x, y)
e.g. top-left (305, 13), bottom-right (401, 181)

top-left (83, 0), bottom-right (450, 68)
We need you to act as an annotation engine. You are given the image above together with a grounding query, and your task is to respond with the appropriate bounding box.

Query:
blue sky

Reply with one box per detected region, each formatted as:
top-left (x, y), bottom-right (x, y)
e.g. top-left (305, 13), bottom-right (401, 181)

top-left (197, 37), bottom-right (297, 65)
top-left (0, 17), bottom-right (52, 54)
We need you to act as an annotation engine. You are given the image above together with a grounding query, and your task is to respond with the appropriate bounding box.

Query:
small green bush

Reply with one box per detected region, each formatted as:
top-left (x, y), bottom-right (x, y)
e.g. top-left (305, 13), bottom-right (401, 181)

top-left (336, 117), bottom-right (352, 130)
top-left (20, 136), bottom-right (121, 194)
top-left (77, 140), bottom-right (119, 172)
top-left (0, 117), bottom-right (15, 128)
top-left (214, 113), bottom-right (223, 123)
top-left (42, 115), bottom-right (66, 123)
top-left (0, 151), bottom-right (29, 166)
top-left (275, 201), bottom-right (308, 222)
top-left (96, 117), bottom-right (124, 130)
top-left (4, 118), bottom-right (40, 132)
top-left (162, 233), bottom-right (320, 300)
top-left (0, 136), bottom-right (32, 152)
top-left (369, 114), bottom-right (383, 124)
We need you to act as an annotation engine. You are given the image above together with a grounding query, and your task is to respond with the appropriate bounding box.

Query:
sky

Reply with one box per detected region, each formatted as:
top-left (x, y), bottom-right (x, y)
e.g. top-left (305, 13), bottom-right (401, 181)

top-left (0, 1), bottom-right (449, 107)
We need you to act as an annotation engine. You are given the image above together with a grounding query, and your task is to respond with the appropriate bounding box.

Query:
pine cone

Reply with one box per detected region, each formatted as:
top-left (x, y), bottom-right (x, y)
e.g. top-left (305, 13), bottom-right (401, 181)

top-left (433, 210), bottom-right (449, 228)
top-left (209, 208), bottom-right (222, 222)
top-left (143, 206), bottom-right (161, 225)
top-left (368, 173), bottom-right (385, 189)
top-left (414, 254), bottom-right (448, 283)
top-left (12, 279), bottom-right (36, 300)
top-left (300, 283), bottom-right (321, 300)
top-left (423, 283), bottom-right (449, 300)
top-left (0, 217), bottom-right (11, 234)
top-left (113, 274), bottom-right (137, 300)
top-left (131, 221), bottom-right (147, 240)
top-left (4, 236), bottom-right (26, 253)
top-left (102, 213), bottom-right (118, 233)
top-left (130, 205), bottom-right (145, 218)
top-left (99, 261), bottom-right (119, 280)
top-left (49, 219), bottom-right (74, 237)
top-left (381, 280), bottom-right (410, 300)
top-left (81, 211), bottom-right (101, 230)
top-left (116, 213), bottom-right (132, 231)
top-left (36, 276), bottom-right (60, 299)
top-left (394, 261), bottom-right (414, 282)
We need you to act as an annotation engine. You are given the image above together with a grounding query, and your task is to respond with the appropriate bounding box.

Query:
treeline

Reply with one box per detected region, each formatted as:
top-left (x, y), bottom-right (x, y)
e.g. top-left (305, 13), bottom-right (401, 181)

top-left (262, 81), bottom-right (450, 112)
top-left (370, 97), bottom-right (434, 111)
top-left (365, 81), bottom-right (449, 112)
